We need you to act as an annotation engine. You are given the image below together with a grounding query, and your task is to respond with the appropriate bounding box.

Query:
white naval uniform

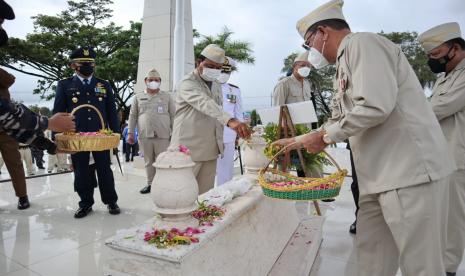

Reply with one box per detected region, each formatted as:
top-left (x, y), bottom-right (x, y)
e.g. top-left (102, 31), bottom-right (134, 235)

top-left (44, 130), bottom-right (68, 172)
top-left (18, 143), bottom-right (34, 175)
top-left (216, 83), bottom-right (243, 186)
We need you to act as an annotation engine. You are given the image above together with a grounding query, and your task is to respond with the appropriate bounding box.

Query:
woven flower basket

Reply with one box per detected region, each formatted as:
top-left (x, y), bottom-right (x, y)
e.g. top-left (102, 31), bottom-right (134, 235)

top-left (55, 104), bottom-right (120, 152)
top-left (258, 143), bottom-right (347, 201)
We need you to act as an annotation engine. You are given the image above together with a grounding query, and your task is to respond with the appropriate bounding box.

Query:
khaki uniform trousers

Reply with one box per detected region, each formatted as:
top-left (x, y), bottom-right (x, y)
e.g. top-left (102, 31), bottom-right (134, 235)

top-left (48, 153), bottom-right (68, 172)
top-left (192, 159), bottom-right (217, 195)
top-left (18, 147), bottom-right (34, 175)
top-left (139, 137), bottom-right (170, 186)
top-left (356, 177), bottom-right (449, 276)
top-left (444, 170), bottom-right (465, 272)
top-left (0, 133), bottom-right (27, 197)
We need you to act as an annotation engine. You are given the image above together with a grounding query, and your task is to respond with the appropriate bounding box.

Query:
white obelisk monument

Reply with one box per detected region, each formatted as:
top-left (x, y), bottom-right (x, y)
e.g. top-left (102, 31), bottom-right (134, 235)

top-left (134, 0), bottom-right (195, 94)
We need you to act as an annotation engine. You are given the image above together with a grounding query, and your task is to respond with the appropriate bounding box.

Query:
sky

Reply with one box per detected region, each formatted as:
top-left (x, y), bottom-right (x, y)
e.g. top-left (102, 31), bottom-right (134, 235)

top-left (3, 0), bottom-right (465, 110)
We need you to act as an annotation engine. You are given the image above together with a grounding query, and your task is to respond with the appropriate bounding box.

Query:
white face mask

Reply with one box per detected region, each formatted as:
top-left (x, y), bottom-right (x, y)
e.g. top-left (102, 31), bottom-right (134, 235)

top-left (217, 73), bottom-right (231, 84)
top-left (200, 67), bottom-right (221, 82)
top-left (146, 81), bottom-right (160, 90)
top-left (297, 67), bottom-right (311, 78)
top-left (308, 33), bottom-right (329, 69)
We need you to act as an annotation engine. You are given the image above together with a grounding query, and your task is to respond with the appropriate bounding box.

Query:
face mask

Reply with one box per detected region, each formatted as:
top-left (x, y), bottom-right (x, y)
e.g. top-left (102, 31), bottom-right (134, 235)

top-left (427, 47), bottom-right (454, 73)
top-left (201, 67), bottom-right (221, 82)
top-left (77, 63), bottom-right (94, 77)
top-left (297, 67), bottom-right (311, 78)
top-left (0, 29), bottom-right (8, 47)
top-left (308, 33), bottom-right (329, 69)
top-left (146, 81), bottom-right (160, 90)
top-left (218, 73), bottom-right (231, 84)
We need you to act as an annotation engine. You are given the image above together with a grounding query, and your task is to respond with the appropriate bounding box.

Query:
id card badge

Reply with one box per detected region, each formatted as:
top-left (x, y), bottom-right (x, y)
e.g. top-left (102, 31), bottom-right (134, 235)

top-left (157, 105), bottom-right (164, 113)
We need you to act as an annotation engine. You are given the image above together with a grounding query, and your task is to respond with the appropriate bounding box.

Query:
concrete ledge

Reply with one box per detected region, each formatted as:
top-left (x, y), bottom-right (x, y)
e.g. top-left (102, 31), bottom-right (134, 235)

top-left (104, 185), bottom-right (302, 276)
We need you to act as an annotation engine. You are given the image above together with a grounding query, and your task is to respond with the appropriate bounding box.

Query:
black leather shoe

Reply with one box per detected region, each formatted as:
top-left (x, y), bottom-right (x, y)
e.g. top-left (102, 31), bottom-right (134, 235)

top-left (74, 206), bottom-right (92, 218)
top-left (446, 272), bottom-right (456, 276)
top-left (349, 221), bottom-right (357, 235)
top-left (108, 203), bottom-right (120, 215)
top-left (18, 196), bottom-right (30, 210)
top-left (140, 185), bottom-right (151, 194)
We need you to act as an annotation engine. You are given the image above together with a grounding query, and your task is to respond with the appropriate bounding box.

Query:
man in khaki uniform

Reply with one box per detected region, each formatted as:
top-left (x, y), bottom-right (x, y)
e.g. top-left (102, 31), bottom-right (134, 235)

top-left (128, 68), bottom-right (175, 194)
top-left (419, 22), bottom-right (465, 276)
top-left (171, 44), bottom-right (251, 194)
top-left (273, 51), bottom-right (314, 106)
top-left (274, 0), bottom-right (455, 275)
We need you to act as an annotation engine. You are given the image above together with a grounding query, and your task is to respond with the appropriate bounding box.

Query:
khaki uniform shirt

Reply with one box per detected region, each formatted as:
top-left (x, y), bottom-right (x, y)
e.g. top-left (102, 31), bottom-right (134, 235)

top-left (128, 90), bottom-right (175, 139)
top-left (324, 32), bottom-right (454, 195)
top-left (273, 74), bottom-right (313, 106)
top-left (171, 69), bottom-right (232, 162)
top-left (430, 58), bottom-right (465, 170)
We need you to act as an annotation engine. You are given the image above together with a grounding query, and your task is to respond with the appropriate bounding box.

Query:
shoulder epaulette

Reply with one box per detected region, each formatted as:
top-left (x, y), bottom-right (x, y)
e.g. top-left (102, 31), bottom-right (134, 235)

top-left (59, 76), bottom-right (74, 82)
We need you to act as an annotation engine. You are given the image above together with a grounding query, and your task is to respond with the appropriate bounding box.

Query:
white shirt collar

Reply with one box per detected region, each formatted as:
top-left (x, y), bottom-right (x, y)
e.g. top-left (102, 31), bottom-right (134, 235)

top-left (75, 74), bottom-right (93, 84)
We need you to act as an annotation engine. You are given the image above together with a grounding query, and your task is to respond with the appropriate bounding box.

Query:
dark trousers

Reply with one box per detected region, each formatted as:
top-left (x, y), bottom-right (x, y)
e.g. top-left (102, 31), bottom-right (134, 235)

top-left (71, 150), bottom-right (118, 208)
top-left (348, 144), bottom-right (359, 221)
top-left (31, 147), bottom-right (44, 168)
top-left (125, 143), bottom-right (138, 161)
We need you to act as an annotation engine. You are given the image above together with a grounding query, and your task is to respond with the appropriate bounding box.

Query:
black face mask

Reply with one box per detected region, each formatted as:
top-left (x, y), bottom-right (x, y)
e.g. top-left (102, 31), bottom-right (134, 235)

top-left (77, 63), bottom-right (94, 77)
top-left (427, 47), bottom-right (454, 73)
top-left (0, 29), bottom-right (9, 47)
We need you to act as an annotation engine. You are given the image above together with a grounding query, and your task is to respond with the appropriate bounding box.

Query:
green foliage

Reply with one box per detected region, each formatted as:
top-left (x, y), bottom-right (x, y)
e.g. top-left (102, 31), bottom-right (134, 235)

top-left (249, 109), bottom-right (261, 127)
top-left (0, 0), bottom-right (141, 118)
top-left (379, 31), bottom-right (436, 88)
top-left (194, 26), bottom-right (255, 67)
top-left (28, 105), bottom-right (52, 117)
top-left (262, 123), bottom-right (330, 176)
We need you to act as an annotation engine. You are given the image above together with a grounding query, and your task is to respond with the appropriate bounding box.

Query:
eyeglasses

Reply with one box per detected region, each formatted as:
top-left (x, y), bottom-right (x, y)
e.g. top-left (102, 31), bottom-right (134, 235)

top-left (302, 43), bottom-right (311, 51)
top-left (302, 30), bottom-right (318, 50)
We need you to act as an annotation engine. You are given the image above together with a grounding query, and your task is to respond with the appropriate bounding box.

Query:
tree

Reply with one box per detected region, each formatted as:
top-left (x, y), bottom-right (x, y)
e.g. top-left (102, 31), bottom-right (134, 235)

top-left (0, 0), bottom-right (141, 120)
top-left (380, 31), bottom-right (436, 88)
top-left (194, 26), bottom-right (255, 66)
top-left (29, 105), bottom-right (52, 117)
top-left (249, 109), bottom-right (261, 127)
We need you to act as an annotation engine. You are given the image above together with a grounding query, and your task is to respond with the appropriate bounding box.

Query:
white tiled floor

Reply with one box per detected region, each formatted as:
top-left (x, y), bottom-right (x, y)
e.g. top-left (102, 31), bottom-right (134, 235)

top-left (0, 151), bottom-right (464, 276)
top-left (0, 159), bottom-right (155, 276)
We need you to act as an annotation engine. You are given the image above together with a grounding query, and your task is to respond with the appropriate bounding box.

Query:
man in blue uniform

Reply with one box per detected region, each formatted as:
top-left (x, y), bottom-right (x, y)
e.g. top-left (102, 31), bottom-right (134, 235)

top-left (53, 47), bottom-right (120, 218)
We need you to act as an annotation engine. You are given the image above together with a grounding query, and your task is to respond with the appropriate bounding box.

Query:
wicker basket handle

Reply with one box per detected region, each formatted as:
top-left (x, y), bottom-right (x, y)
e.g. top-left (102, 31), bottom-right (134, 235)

top-left (71, 104), bottom-right (105, 130)
top-left (262, 142), bottom-right (342, 173)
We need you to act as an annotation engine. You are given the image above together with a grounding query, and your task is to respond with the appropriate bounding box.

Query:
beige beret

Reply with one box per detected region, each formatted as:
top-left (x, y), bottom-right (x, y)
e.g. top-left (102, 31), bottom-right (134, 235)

top-left (419, 22), bottom-right (462, 53)
top-left (146, 68), bottom-right (160, 79)
top-left (296, 0), bottom-right (345, 39)
top-left (294, 51), bottom-right (309, 63)
top-left (200, 44), bottom-right (225, 64)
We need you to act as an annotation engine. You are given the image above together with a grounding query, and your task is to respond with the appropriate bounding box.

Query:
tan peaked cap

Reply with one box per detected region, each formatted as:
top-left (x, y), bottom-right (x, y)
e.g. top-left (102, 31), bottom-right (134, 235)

top-left (294, 51), bottom-right (309, 63)
top-left (200, 44), bottom-right (225, 64)
top-left (146, 68), bottom-right (160, 78)
top-left (296, 0), bottom-right (345, 38)
top-left (418, 22), bottom-right (462, 53)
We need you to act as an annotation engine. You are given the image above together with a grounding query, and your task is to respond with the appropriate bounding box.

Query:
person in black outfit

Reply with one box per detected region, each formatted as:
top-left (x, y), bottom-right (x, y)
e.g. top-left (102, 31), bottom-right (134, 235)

top-left (347, 142), bottom-right (359, 234)
top-left (53, 47), bottom-right (120, 219)
top-left (31, 146), bottom-right (45, 169)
